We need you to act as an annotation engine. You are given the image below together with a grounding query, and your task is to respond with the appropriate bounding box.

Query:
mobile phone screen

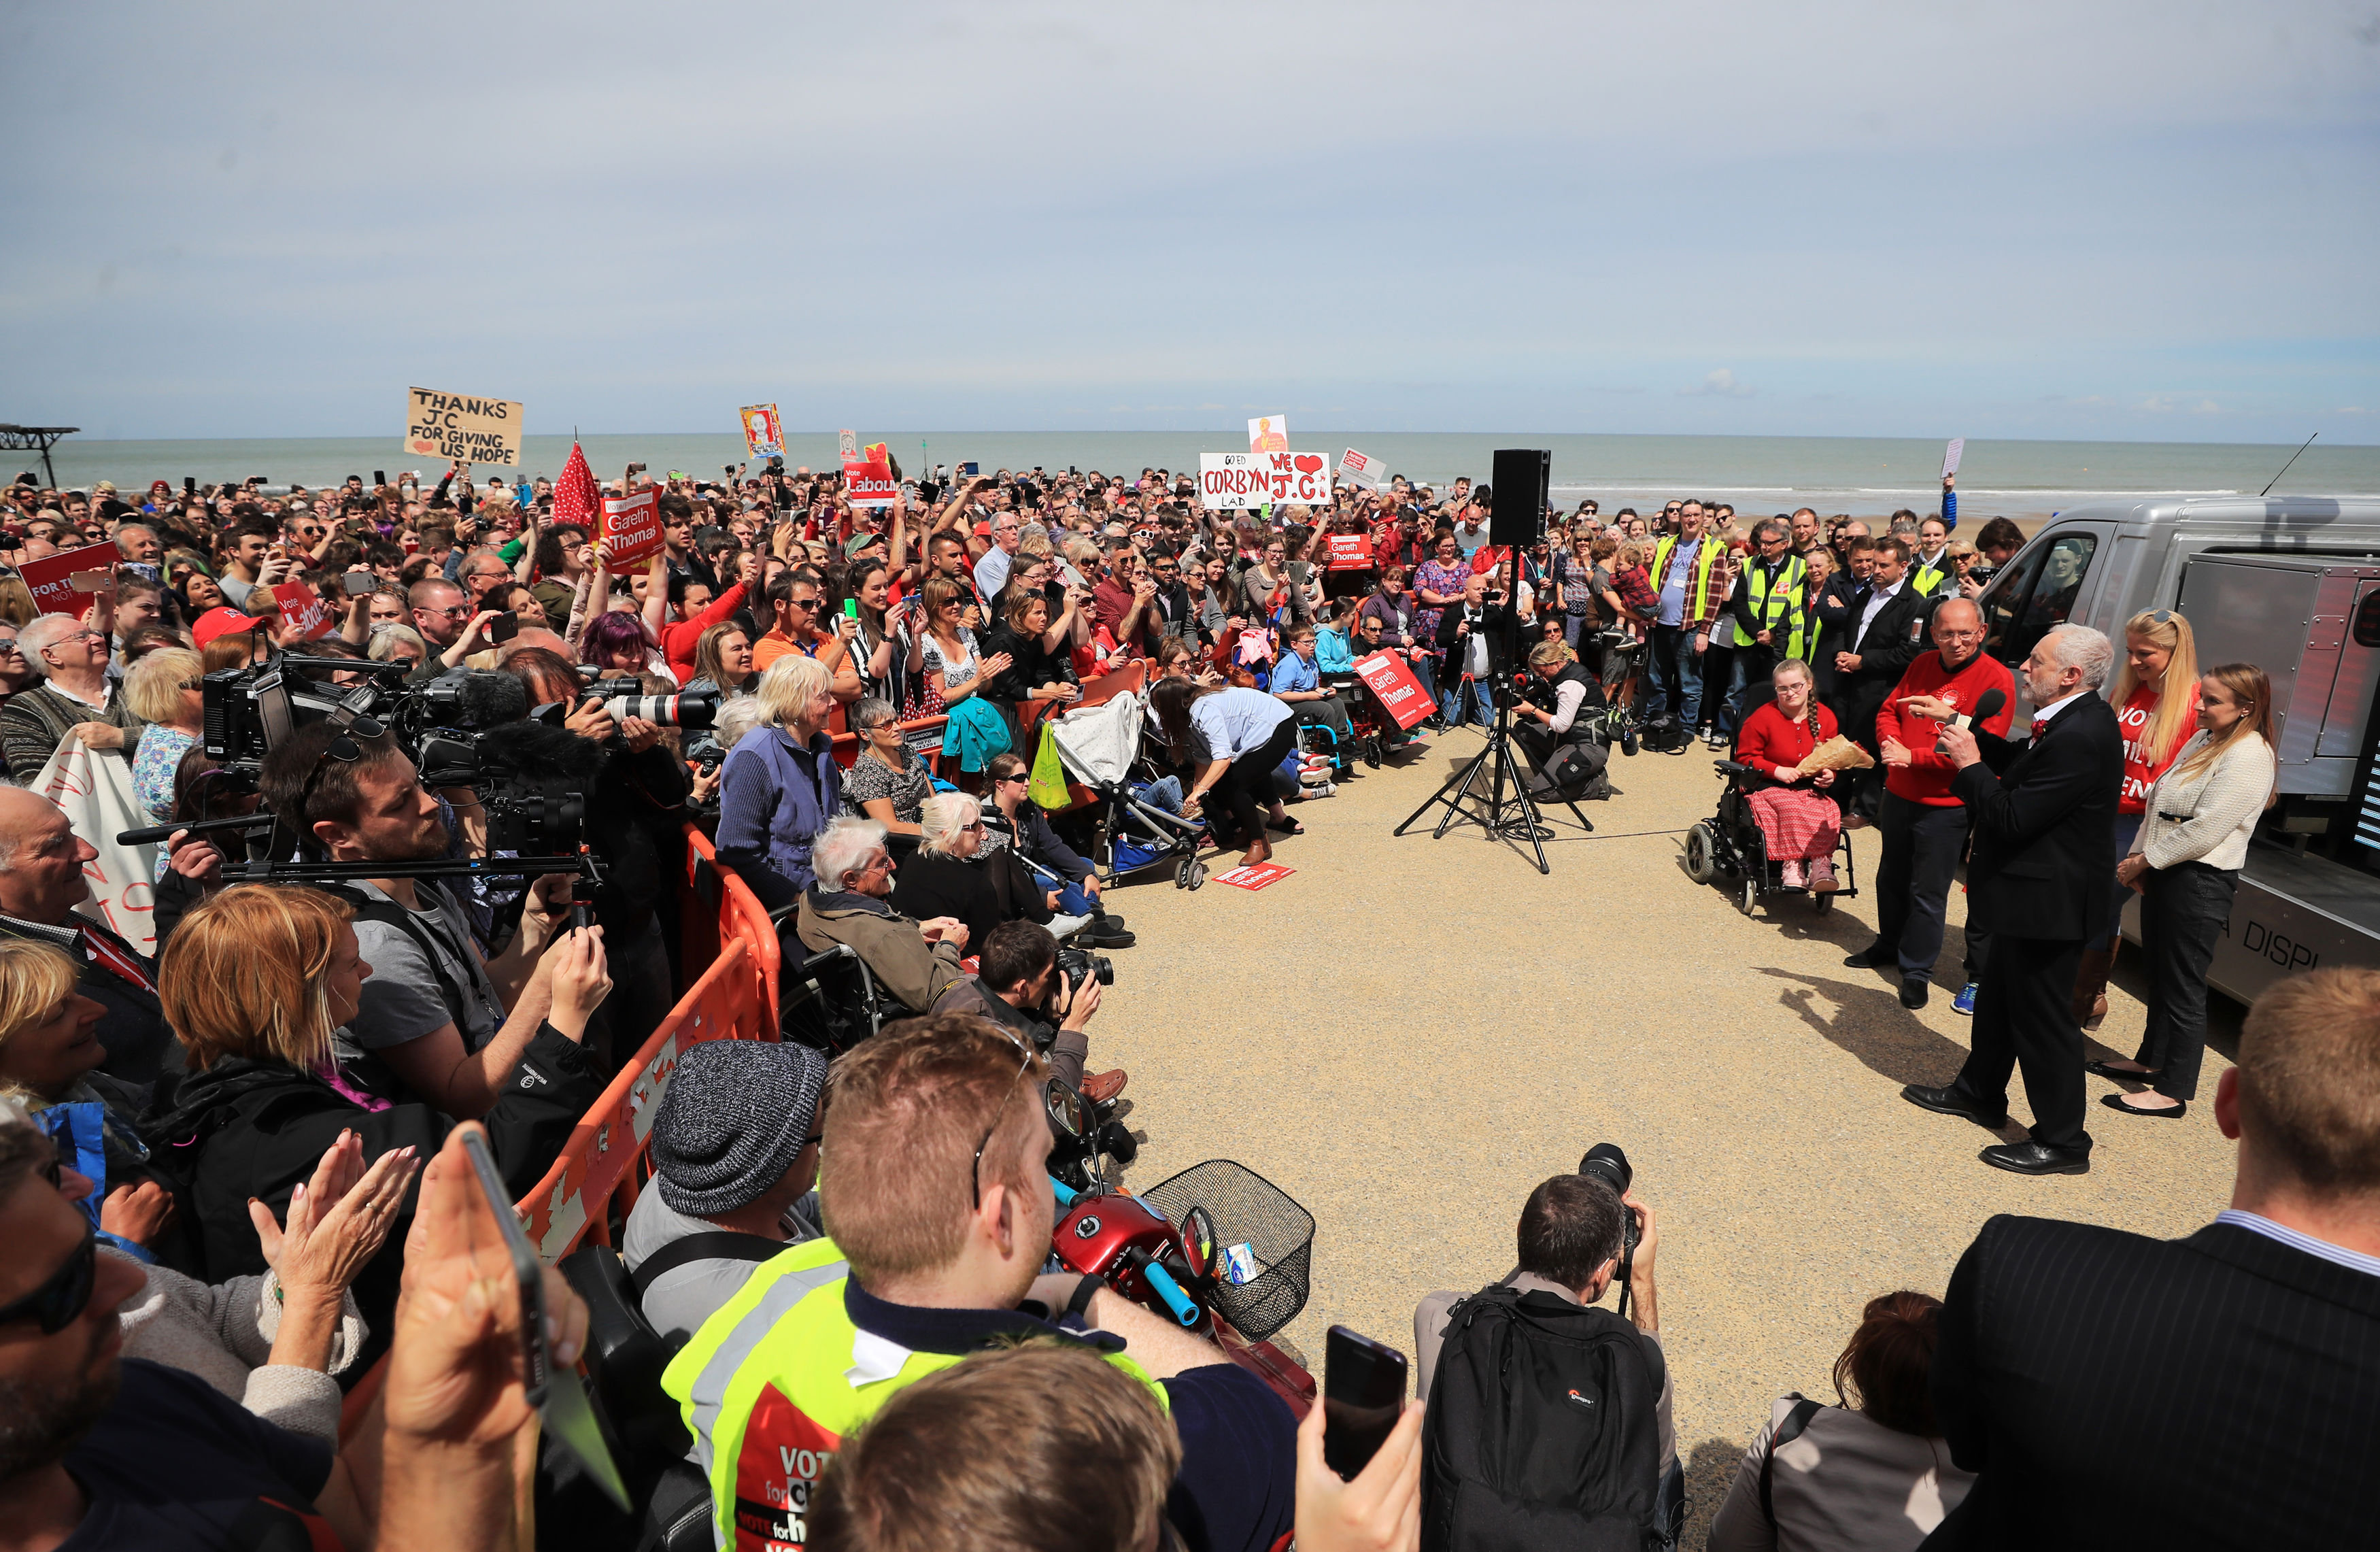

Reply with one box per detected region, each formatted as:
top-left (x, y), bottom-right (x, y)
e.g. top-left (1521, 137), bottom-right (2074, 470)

top-left (1323, 1325), bottom-right (1407, 1480)
top-left (458, 1130), bottom-right (629, 1510)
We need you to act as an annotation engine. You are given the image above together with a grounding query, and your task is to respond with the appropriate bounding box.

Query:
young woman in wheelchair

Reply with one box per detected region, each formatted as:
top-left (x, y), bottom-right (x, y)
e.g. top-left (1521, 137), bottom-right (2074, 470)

top-left (1731, 657), bottom-right (1843, 892)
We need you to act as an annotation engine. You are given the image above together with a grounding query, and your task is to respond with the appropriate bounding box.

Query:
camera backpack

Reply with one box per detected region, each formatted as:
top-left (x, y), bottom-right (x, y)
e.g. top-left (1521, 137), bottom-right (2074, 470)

top-left (1421, 1287), bottom-right (1665, 1552)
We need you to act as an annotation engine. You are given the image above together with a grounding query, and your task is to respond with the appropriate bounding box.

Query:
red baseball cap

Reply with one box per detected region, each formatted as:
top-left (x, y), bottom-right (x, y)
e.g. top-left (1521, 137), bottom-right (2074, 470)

top-left (192, 605), bottom-right (270, 647)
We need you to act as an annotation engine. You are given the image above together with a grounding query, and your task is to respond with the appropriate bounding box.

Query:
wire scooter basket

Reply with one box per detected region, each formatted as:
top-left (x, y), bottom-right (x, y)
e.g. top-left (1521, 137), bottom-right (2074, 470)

top-left (1138, 1160), bottom-right (1313, 1341)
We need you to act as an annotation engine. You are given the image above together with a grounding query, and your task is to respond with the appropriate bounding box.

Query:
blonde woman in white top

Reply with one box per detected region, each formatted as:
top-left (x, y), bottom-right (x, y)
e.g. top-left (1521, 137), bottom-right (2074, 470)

top-left (2101, 663), bottom-right (2278, 1117)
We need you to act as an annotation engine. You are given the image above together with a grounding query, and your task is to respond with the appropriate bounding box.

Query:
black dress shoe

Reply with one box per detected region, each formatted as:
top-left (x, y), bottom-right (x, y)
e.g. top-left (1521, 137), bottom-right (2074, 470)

top-left (1899, 977), bottom-right (1930, 1009)
top-left (2101, 1092), bottom-right (2187, 1119)
top-left (1843, 942), bottom-right (1894, 970)
top-left (1085, 924), bottom-right (1137, 949)
top-left (1982, 1140), bottom-right (2092, 1175)
top-left (1901, 1084), bottom-right (2007, 1130)
top-left (2085, 1059), bottom-right (2156, 1082)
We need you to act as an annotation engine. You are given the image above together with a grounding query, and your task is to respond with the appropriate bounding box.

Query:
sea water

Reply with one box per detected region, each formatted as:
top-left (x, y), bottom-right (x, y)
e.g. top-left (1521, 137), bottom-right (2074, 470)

top-left (29, 431), bottom-right (2380, 522)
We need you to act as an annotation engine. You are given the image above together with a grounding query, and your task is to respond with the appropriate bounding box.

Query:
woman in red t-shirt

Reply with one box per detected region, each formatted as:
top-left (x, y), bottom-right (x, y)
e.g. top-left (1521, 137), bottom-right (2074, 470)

top-left (1732, 658), bottom-right (1844, 891)
top-left (2079, 609), bottom-right (2201, 1037)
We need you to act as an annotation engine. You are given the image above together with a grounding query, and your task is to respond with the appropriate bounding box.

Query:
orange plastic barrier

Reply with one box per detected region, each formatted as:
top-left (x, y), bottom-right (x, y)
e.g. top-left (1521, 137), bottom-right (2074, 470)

top-left (518, 939), bottom-right (768, 1263)
top-left (682, 824), bottom-right (781, 1031)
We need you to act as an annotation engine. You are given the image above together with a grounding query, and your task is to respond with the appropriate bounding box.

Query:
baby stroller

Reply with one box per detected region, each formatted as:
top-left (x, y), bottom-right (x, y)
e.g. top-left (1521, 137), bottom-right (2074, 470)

top-left (1045, 674), bottom-right (1217, 892)
top-left (1588, 631), bottom-right (1647, 758)
top-left (1682, 758), bottom-right (1860, 917)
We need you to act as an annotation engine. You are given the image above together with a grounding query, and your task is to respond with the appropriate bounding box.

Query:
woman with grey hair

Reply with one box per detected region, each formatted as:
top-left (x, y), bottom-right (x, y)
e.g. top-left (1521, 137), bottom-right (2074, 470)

top-left (840, 696), bottom-right (934, 841)
top-left (887, 792), bottom-right (1002, 953)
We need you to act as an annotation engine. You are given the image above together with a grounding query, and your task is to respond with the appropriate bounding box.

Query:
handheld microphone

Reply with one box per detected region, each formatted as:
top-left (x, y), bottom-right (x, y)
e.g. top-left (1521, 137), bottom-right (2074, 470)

top-left (1935, 687), bottom-right (2006, 753)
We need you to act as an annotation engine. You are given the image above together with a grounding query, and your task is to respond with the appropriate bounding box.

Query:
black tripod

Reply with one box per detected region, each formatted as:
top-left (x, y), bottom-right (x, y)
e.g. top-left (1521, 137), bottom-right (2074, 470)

top-left (1395, 624), bottom-right (1592, 875)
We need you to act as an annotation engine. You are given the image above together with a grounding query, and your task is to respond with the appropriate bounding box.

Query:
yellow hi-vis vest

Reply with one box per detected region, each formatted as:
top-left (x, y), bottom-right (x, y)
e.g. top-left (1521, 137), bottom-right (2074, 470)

top-left (1648, 535), bottom-right (1722, 624)
top-left (1910, 549), bottom-right (1952, 599)
top-left (660, 1237), bottom-right (1165, 1552)
top-left (1730, 556), bottom-right (1809, 657)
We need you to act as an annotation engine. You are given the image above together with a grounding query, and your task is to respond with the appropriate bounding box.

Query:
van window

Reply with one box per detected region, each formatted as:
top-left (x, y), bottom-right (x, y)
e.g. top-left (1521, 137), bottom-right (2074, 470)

top-left (1983, 531), bottom-right (2099, 669)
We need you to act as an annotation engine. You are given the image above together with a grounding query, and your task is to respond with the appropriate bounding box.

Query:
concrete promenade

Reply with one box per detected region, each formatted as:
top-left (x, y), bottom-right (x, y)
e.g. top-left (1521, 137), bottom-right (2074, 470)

top-left (1095, 720), bottom-right (2239, 1549)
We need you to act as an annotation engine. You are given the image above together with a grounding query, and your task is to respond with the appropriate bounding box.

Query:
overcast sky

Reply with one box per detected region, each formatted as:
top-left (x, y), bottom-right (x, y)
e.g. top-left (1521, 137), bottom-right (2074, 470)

top-left (3, 0), bottom-right (2375, 443)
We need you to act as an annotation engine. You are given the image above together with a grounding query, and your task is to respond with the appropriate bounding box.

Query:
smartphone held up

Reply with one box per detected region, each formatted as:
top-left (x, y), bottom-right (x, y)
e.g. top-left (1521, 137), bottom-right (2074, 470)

top-left (1323, 1325), bottom-right (1408, 1481)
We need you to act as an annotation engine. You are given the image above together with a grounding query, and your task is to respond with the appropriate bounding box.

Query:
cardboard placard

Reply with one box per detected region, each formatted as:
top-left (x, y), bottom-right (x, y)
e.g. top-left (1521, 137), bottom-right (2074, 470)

top-left (1248, 414), bottom-right (1289, 454)
top-left (270, 582), bottom-right (335, 640)
top-left (1214, 861), bottom-right (1294, 891)
top-left (1325, 533), bottom-right (1373, 571)
top-left (1353, 650), bottom-right (1433, 730)
top-left (30, 742), bottom-right (158, 955)
top-left (1337, 448), bottom-right (1382, 488)
top-left (1197, 450), bottom-right (1333, 511)
top-left (19, 543), bottom-right (114, 617)
top-left (741, 403), bottom-right (783, 460)
top-left (600, 488), bottom-right (664, 567)
top-left (404, 387), bottom-right (524, 467)
top-left (1941, 437), bottom-right (1965, 479)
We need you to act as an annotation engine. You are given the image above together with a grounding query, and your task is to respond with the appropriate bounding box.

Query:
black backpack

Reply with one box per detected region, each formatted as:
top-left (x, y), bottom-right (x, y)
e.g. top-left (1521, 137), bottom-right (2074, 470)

top-left (1422, 1287), bottom-right (1664, 1552)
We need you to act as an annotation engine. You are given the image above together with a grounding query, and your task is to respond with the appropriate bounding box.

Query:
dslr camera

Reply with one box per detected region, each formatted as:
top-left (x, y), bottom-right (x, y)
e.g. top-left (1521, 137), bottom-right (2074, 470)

top-left (1055, 944), bottom-right (1113, 996)
top-left (1578, 1143), bottom-right (1639, 1258)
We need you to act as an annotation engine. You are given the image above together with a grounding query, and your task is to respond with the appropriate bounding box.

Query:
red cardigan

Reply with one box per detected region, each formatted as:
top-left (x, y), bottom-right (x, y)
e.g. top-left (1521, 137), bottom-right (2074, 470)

top-left (1735, 698), bottom-right (1838, 783)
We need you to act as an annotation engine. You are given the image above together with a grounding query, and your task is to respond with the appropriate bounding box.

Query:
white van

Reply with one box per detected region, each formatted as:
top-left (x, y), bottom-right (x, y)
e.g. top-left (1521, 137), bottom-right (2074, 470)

top-left (1971, 495), bottom-right (2380, 1005)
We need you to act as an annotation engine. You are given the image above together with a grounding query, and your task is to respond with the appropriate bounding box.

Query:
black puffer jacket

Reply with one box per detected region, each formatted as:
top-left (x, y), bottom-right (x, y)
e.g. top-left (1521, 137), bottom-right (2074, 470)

top-left (140, 1025), bottom-right (598, 1374)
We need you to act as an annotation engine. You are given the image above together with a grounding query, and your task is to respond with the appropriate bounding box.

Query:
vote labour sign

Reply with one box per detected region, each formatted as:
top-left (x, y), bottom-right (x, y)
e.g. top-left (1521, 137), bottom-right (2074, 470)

top-left (1353, 650), bottom-right (1433, 730)
top-left (271, 583), bottom-right (335, 640)
top-left (843, 441), bottom-right (898, 507)
top-left (1338, 448), bottom-right (1382, 488)
top-left (1197, 450), bottom-right (1333, 510)
top-left (600, 488), bottom-right (664, 567)
top-left (405, 387), bottom-right (524, 467)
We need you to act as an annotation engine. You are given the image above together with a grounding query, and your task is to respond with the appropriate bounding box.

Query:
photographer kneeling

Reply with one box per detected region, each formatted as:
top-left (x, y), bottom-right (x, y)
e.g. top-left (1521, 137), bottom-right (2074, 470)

top-left (934, 917), bottom-right (1127, 1103)
top-left (1412, 1162), bottom-right (1680, 1550)
top-left (257, 720), bottom-right (583, 1120)
top-left (1512, 638), bottom-right (1610, 802)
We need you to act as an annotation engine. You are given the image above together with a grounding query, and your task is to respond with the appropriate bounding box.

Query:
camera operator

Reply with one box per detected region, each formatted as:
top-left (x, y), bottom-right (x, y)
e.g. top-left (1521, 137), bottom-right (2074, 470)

top-left (934, 918), bottom-right (1126, 1103)
top-left (494, 648), bottom-right (690, 1064)
top-left (664, 1013), bottom-right (1297, 1552)
top-left (1412, 1163), bottom-right (1680, 1549)
top-left (257, 722), bottom-right (577, 1121)
top-left (1512, 638), bottom-right (1610, 801)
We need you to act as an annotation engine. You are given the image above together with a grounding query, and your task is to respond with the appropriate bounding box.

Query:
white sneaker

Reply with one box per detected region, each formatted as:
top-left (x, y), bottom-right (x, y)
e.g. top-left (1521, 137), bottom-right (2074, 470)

top-left (1302, 782), bottom-right (1336, 798)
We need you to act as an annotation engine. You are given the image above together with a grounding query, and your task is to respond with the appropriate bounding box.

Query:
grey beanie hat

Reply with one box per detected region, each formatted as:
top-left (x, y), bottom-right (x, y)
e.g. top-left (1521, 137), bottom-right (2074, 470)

top-left (651, 1040), bottom-right (829, 1217)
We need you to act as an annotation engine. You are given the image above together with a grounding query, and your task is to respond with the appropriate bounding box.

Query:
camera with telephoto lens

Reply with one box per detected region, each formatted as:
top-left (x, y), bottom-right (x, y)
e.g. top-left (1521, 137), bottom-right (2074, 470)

top-left (1578, 1143), bottom-right (1639, 1256)
top-left (1055, 945), bottom-right (1113, 995)
top-left (539, 675), bottom-right (719, 730)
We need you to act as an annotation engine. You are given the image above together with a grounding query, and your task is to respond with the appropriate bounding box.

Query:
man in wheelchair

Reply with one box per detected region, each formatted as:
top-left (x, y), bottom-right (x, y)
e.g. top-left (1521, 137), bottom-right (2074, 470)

top-left (794, 817), bottom-right (970, 1017)
top-left (1727, 657), bottom-right (1843, 891)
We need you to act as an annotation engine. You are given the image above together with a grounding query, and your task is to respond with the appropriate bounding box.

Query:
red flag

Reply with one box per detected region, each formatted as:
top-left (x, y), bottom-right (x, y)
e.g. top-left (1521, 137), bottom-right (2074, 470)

top-left (554, 441), bottom-right (598, 530)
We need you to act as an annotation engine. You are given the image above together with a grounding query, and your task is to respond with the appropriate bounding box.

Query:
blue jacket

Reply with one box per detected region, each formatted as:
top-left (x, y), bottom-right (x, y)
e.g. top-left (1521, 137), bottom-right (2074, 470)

top-left (1315, 626), bottom-right (1355, 675)
top-left (717, 726), bottom-right (843, 910)
top-left (940, 696), bottom-right (1011, 773)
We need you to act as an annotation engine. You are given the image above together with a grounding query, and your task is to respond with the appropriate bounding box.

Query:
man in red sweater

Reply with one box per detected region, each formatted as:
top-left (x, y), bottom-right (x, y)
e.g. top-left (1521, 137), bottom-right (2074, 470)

top-left (1843, 598), bottom-right (2015, 1010)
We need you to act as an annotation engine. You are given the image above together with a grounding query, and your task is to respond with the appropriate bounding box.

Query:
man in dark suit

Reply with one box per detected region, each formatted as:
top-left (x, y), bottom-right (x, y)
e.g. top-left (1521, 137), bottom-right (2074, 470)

top-left (1903, 624), bottom-right (2122, 1173)
top-left (1917, 968), bottom-right (2380, 1548)
top-left (1832, 537), bottom-right (1931, 820)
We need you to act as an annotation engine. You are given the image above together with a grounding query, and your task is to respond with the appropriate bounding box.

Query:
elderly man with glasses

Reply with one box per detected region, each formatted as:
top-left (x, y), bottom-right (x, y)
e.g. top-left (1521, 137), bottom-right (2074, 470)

top-left (0, 613), bottom-right (145, 779)
top-left (794, 817), bottom-right (969, 1016)
top-left (1845, 598), bottom-right (2018, 1012)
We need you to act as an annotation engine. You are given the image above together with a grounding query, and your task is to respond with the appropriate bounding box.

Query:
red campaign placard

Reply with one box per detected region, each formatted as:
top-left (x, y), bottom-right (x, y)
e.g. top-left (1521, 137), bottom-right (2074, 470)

top-left (1325, 533), bottom-right (1373, 571)
top-left (270, 583), bottom-right (335, 639)
top-left (600, 489), bottom-right (664, 567)
top-left (843, 452), bottom-right (898, 508)
top-left (1353, 650), bottom-right (1433, 730)
top-left (20, 543), bottom-right (115, 617)
top-left (1214, 862), bottom-right (1294, 891)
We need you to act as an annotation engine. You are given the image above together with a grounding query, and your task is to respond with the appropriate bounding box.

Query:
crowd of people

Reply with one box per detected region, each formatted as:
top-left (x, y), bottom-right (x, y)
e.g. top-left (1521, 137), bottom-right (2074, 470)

top-left (0, 458), bottom-right (2368, 1552)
